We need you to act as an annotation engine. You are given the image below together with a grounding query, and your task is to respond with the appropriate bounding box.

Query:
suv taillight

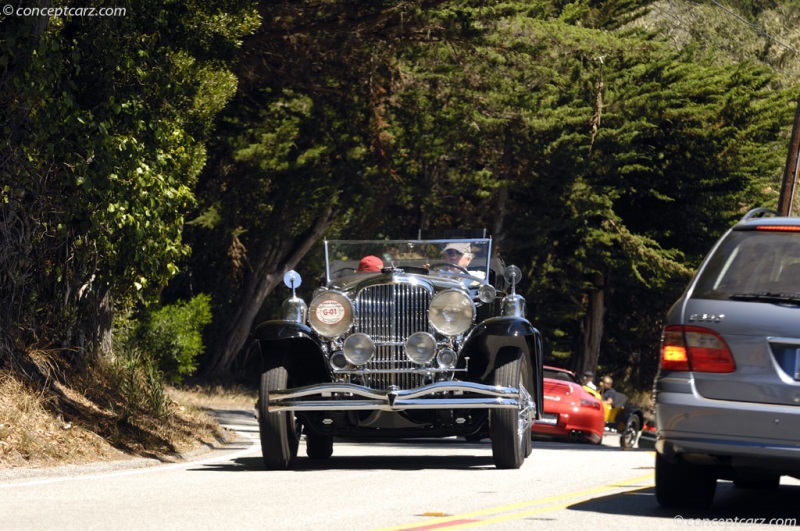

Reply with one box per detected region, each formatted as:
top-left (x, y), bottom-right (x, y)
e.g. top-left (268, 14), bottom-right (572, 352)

top-left (660, 325), bottom-right (736, 373)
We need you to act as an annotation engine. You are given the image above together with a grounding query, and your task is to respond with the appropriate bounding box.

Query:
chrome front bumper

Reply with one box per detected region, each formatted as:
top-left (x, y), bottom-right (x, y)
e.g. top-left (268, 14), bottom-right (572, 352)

top-left (266, 381), bottom-right (522, 412)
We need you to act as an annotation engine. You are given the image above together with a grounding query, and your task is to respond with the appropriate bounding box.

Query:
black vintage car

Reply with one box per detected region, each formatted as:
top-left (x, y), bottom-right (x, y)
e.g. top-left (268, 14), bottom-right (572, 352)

top-left (252, 237), bottom-right (544, 469)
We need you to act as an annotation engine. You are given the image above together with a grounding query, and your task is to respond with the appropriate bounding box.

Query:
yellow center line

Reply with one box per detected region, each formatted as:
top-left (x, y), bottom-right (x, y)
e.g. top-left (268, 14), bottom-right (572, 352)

top-left (373, 472), bottom-right (655, 531)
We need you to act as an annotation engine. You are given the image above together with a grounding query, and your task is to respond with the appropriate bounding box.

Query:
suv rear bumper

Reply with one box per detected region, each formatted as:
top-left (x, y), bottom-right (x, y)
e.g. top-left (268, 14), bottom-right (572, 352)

top-left (656, 384), bottom-right (800, 468)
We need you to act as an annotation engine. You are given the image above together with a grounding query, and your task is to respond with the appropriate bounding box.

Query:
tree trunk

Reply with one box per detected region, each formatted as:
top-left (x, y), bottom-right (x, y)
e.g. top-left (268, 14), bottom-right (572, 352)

top-left (92, 287), bottom-right (114, 361)
top-left (492, 185), bottom-right (508, 251)
top-left (578, 271), bottom-right (605, 375)
top-left (204, 206), bottom-right (336, 377)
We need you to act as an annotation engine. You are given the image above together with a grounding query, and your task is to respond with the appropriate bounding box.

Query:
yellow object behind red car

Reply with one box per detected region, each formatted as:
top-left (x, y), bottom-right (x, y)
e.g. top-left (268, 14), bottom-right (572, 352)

top-left (533, 367), bottom-right (605, 444)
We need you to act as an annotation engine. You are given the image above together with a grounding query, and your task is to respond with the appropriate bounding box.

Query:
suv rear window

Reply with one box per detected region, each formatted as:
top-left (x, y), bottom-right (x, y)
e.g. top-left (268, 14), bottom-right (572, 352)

top-left (691, 230), bottom-right (800, 300)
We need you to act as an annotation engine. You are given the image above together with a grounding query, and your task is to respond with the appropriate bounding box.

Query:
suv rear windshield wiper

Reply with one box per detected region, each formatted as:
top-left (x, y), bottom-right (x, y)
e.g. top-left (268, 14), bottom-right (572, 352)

top-left (730, 292), bottom-right (800, 305)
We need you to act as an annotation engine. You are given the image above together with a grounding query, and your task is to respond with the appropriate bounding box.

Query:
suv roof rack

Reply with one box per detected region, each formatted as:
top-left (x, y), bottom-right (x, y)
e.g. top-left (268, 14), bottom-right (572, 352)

top-left (739, 208), bottom-right (779, 222)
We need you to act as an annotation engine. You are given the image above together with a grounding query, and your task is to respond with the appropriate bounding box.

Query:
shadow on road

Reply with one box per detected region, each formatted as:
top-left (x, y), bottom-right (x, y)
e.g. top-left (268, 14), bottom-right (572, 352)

top-left (192, 453), bottom-right (495, 472)
top-left (192, 431), bottom-right (649, 474)
top-left (227, 453), bottom-right (498, 471)
top-left (565, 481), bottom-right (800, 524)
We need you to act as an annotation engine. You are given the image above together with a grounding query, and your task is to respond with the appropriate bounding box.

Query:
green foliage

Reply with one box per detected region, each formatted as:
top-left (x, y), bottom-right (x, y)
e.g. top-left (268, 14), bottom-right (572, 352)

top-left (180, 0), bottom-right (798, 383)
top-left (130, 295), bottom-right (213, 383)
top-left (628, 0), bottom-right (800, 88)
top-left (0, 0), bottom-right (259, 361)
top-left (102, 350), bottom-right (171, 418)
top-left (184, 2), bottom-right (420, 320)
top-left (2, 0), bottom-right (798, 394)
top-left (509, 28), bottom-right (794, 372)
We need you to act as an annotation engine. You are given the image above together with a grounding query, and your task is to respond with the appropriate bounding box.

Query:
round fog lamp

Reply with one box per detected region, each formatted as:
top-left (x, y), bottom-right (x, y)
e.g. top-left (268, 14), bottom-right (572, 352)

top-left (343, 333), bottom-right (375, 365)
top-left (437, 348), bottom-right (457, 369)
top-left (330, 351), bottom-right (348, 370)
top-left (406, 332), bottom-right (437, 364)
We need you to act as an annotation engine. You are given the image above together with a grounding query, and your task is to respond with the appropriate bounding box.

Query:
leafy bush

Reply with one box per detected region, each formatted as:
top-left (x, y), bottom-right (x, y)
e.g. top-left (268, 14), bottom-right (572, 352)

top-left (132, 294), bottom-right (213, 383)
top-left (97, 349), bottom-right (171, 419)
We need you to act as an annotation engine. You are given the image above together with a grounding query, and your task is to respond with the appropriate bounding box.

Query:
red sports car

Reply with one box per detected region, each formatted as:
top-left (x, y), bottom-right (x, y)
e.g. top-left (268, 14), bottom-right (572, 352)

top-left (532, 366), bottom-right (605, 444)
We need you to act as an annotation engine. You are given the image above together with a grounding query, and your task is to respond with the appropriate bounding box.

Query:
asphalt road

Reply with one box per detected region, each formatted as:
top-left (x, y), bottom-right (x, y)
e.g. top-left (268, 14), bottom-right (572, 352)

top-left (1, 409), bottom-right (799, 530)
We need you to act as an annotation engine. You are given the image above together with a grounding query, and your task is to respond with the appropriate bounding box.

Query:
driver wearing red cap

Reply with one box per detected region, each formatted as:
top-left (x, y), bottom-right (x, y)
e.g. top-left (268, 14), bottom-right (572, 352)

top-left (357, 255), bottom-right (384, 272)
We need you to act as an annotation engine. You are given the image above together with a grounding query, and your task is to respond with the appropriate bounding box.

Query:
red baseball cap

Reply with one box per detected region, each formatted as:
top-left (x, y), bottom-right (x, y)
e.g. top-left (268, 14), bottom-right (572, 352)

top-left (357, 255), bottom-right (384, 272)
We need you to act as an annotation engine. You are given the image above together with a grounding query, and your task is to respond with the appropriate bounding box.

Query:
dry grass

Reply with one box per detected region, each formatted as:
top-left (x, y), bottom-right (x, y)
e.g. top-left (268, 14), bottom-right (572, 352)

top-left (0, 365), bottom-right (255, 470)
top-left (0, 372), bottom-right (126, 468)
top-left (169, 382), bottom-right (257, 410)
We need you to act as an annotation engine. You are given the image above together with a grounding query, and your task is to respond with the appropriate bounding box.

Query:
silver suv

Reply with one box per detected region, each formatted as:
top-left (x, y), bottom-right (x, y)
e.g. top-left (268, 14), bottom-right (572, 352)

top-left (654, 208), bottom-right (800, 508)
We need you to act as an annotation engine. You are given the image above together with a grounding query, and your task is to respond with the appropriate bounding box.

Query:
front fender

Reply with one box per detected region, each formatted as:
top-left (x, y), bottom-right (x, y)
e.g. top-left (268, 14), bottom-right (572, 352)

top-left (461, 316), bottom-right (544, 417)
top-left (252, 319), bottom-right (320, 342)
top-left (250, 320), bottom-right (330, 384)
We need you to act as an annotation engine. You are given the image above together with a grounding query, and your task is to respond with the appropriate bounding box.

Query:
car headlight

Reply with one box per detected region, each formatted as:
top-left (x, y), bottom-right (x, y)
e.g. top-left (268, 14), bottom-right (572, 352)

top-left (429, 290), bottom-right (475, 336)
top-left (343, 333), bottom-right (375, 365)
top-left (406, 332), bottom-right (437, 364)
top-left (309, 291), bottom-right (354, 337)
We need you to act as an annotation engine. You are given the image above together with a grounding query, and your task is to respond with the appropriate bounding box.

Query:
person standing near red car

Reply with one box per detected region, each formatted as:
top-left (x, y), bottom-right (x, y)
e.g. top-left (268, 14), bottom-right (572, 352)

top-left (599, 375), bottom-right (617, 406)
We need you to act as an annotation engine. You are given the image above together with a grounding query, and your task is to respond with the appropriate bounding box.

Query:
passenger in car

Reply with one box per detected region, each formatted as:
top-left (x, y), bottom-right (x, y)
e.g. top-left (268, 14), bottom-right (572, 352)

top-left (599, 376), bottom-right (617, 406)
top-left (357, 255), bottom-right (384, 272)
top-left (581, 370), bottom-right (598, 391)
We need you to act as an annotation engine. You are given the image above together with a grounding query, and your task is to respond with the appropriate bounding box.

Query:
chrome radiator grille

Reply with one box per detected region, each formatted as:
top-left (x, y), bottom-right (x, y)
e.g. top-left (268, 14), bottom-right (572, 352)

top-left (355, 283), bottom-right (432, 390)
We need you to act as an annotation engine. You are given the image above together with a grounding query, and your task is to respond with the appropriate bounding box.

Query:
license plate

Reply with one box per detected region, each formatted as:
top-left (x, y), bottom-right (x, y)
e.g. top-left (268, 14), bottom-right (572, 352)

top-left (536, 413), bottom-right (558, 426)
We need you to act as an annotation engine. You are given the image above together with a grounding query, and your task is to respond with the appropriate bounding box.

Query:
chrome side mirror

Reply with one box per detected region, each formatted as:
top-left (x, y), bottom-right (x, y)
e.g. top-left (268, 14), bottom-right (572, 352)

top-left (501, 265), bottom-right (525, 317)
top-left (504, 265), bottom-right (522, 295)
top-left (281, 270), bottom-right (307, 323)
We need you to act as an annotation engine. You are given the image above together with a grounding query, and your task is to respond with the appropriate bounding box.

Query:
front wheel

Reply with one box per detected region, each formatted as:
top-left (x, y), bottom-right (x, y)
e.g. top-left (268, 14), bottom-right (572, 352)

top-left (258, 366), bottom-right (300, 469)
top-left (490, 348), bottom-right (534, 469)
